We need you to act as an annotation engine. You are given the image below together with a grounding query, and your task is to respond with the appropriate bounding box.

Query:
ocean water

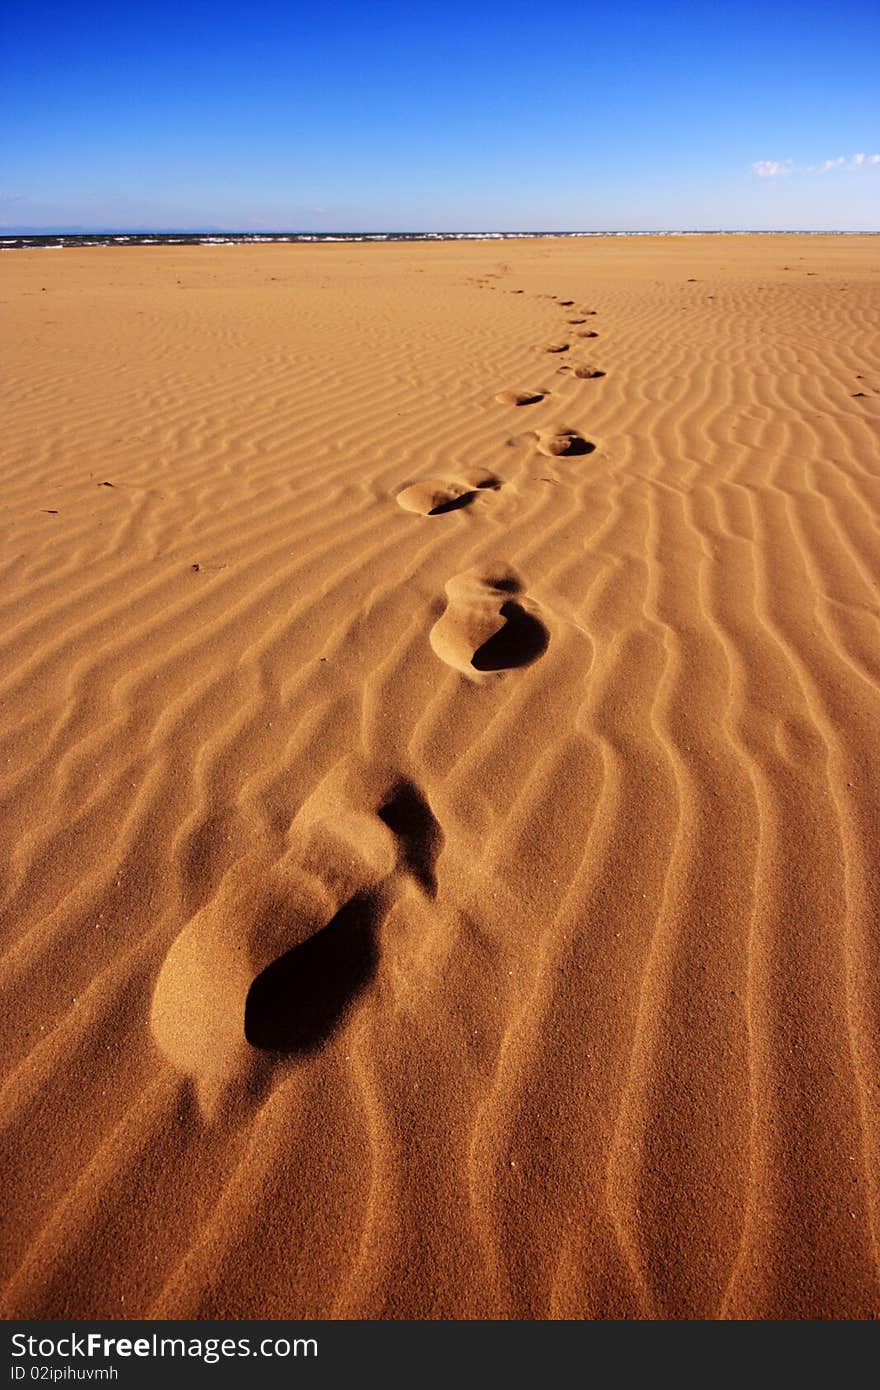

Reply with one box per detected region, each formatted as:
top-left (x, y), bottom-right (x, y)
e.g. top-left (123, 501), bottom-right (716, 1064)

top-left (0, 229), bottom-right (872, 251)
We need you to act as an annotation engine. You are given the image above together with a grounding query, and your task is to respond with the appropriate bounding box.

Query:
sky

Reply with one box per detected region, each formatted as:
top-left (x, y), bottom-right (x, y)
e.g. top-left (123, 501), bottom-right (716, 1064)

top-left (3, 1), bottom-right (879, 232)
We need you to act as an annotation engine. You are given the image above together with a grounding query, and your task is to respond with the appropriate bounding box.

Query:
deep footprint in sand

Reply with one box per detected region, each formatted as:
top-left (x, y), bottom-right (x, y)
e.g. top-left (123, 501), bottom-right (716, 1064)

top-left (150, 759), bottom-right (443, 1114)
top-left (558, 363), bottom-right (605, 380)
top-left (494, 389), bottom-right (545, 406)
top-left (244, 894), bottom-right (379, 1053)
top-left (245, 778), bottom-right (443, 1049)
top-left (533, 425), bottom-right (595, 457)
top-left (542, 342), bottom-right (570, 353)
top-left (429, 567), bottom-right (549, 679)
top-left (577, 330), bottom-right (599, 339)
top-left (396, 470), bottom-right (501, 515)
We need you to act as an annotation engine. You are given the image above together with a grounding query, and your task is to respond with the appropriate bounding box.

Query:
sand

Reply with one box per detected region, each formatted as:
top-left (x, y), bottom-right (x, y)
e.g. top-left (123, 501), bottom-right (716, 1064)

top-left (0, 235), bottom-right (879, 1320)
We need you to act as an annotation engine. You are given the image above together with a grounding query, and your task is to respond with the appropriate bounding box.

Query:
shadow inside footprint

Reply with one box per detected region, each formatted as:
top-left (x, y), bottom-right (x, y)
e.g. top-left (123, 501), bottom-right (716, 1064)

top-left (563, 437), bottom-right (595, 456)
top-left (472, 601), bottom-right (549, 671)
top-left (427, 477), bottom-right (500, 514)
top-left (399, 475), bottom-right (502, 516)
top-left (535, 430), bottom-right (595, 458)
top-left (495, 389), bottom-right (544, 406)
top-left (429, 490), bottom-right (477, 514)
top-left (244, 894), bottom-right (378, 1054)
top-left (379, 779), bottom-right (444, 896)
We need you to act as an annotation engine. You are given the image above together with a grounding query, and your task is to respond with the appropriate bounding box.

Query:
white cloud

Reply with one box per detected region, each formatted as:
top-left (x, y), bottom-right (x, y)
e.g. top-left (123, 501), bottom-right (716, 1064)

top-left (753, 152), bottom-right (880, 177)
top-left (753, 160), bottom-right (791, 177)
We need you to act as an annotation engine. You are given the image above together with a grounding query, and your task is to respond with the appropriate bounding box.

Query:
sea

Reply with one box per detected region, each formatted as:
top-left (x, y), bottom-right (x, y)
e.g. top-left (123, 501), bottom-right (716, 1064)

top-left (0, 230), bottom-right (871, 251)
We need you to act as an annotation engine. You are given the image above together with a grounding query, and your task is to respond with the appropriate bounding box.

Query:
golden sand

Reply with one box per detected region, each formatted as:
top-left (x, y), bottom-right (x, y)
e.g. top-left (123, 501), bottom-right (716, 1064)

top-left (1, 235), bottom-right (879, 1318)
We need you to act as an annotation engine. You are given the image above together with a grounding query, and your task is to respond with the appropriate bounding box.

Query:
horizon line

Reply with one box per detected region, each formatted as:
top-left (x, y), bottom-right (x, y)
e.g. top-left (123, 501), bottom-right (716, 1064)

top-left (3, 227), bottom-right (879, 239)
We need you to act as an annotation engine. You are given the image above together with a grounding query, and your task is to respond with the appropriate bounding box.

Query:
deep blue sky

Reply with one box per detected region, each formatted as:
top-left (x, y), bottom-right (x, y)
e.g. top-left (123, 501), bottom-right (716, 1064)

top-left (3, 1), bottom-right (879, 230)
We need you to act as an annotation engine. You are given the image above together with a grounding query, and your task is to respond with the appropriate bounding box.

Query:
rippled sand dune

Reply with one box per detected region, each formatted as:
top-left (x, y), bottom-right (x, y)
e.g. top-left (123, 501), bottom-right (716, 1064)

top-left (1, 235), bottom-right (879, 1319)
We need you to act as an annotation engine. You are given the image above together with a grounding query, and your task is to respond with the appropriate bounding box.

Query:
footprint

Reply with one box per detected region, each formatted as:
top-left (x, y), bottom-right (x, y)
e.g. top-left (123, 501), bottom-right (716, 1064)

top-left (151, 760), bottom-right (443, 1114)
top-left (494, 389), bottom-right (545, 406)
top-left (533, 426), bottom-right (595, 458)
top-left (377, 778), bottom-right (443, 896)
top-left (558, 363), bottom-right (605, 380)
top-left (566, 318), bottom-right (587, 324)
top-left (429, 567), bottom-right (549, 679)
top-left (396, 470), bottom-right (501, 515)
top-left (245, 894), bottom-right (379, 1052)
top-left (542, 342), bottom-right (570, 353)
top-left (556, 299), bottom-right (575, 306)
top-left (247, 775), bottom-right (443, 1049)
top-left (577, 330), bottom-right (599, 339)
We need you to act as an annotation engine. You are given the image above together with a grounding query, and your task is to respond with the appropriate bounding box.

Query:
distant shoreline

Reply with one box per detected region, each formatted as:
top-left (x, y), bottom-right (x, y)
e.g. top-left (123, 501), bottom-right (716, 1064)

top-left (2, 229), bottom-right (878, 250)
